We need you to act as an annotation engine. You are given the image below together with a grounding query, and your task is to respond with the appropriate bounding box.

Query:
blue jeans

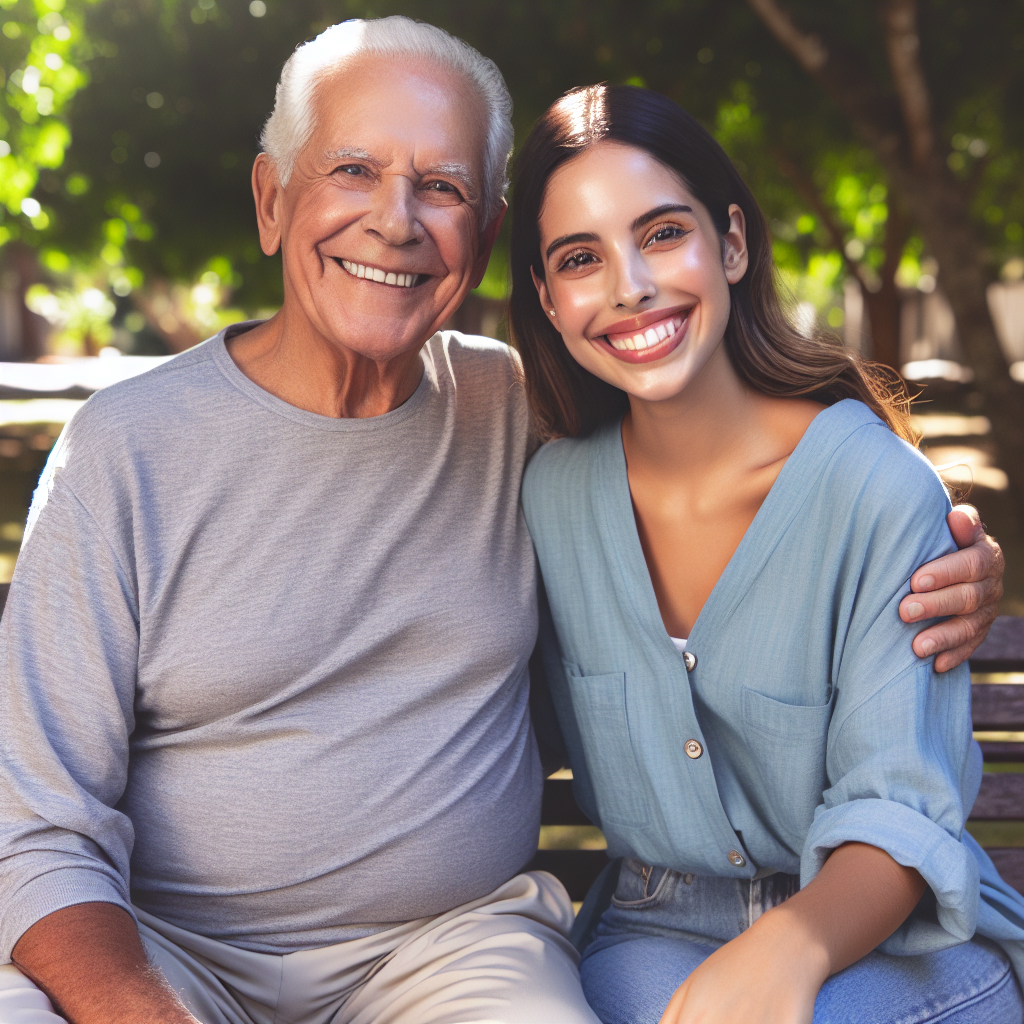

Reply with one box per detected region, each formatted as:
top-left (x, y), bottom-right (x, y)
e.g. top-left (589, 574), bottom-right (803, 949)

top-left (580, 858), bottom-right (1024, 1024)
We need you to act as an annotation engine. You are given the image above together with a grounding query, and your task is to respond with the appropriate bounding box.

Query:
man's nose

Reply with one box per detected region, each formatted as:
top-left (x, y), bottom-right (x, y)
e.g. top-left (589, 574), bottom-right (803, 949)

top-left (611, 248), bottom-right (656, 310)
top-left (364, 175), bottom-right (424, 247)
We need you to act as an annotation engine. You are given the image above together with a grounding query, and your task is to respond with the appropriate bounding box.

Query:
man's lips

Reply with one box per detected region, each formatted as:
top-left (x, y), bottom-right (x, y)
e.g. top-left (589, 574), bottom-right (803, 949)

top-left (592, 307), bottom-right (693, 363)
top-left (332, 257), bottom-right (428, 289)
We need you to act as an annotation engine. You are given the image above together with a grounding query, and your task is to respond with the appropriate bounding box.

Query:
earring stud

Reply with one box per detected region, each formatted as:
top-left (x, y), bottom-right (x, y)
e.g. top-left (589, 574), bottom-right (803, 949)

top-left (549, 310), bottom-right (556, 316)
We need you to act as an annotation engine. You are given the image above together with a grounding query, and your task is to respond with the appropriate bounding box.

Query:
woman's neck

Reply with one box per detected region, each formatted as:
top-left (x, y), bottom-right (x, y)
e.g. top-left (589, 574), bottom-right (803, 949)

top-left (622, 341), bottom-right (774, 481)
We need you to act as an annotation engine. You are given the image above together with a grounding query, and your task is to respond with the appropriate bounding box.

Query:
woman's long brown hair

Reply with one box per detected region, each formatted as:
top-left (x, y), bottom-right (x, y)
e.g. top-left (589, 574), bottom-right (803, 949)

top-left (508, 84), bottom-right (917, 444)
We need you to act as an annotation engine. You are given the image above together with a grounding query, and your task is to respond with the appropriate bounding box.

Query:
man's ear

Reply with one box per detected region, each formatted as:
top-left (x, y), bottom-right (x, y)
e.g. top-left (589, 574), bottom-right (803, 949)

top-left (469, 200), bottom-right (508, 290)
top-left (529, 266), bottom-right (558, 330)
top-left (252, 153), bottom-right (283, 256)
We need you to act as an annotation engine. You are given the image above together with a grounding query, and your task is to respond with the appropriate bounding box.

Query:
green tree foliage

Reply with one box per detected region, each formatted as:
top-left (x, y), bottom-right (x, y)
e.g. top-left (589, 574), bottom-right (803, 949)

top-left (5, 1), bottom-right (1021, 306)
top-left (0, 0), bottom-right (96, 245)
top-left (2, 2), bottom-right (1021, 383)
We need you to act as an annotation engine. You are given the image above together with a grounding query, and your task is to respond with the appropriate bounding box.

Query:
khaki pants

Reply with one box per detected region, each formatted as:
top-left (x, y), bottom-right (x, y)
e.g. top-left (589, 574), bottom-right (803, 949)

top-left (0, 872), bottom-right (599, 1024)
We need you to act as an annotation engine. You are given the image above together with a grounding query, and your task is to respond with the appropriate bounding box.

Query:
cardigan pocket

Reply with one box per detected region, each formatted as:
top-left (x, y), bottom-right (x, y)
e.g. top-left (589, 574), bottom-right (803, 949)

top-left (741, 687), bottom-right (834, 849)
top-left (565, 668), bottom-right (651, 830)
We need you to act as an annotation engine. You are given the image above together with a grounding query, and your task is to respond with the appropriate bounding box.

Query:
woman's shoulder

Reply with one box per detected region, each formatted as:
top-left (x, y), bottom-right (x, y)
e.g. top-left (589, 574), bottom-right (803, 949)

top-left (523, 422), bottom-right (617, 512)
top-left (800, 401), bottom-right (953, 566)
top-left (524, 419), bottom-right (618, 540)
top-left (810, 400), bottom-right (947, 507)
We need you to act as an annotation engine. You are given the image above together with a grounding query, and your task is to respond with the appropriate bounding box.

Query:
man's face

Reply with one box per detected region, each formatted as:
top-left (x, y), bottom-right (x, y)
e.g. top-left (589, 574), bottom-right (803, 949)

top-left (267, 56), bottom-right (495, 361)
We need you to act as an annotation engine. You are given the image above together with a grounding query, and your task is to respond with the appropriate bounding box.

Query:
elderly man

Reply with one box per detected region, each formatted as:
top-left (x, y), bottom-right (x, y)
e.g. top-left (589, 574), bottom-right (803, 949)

top-left (0, 16), bottom-right (1004, 1024)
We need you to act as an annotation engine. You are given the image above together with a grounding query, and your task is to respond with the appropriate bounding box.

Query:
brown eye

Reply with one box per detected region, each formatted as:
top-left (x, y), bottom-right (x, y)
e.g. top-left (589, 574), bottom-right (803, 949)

top-left (424, 180), bottom-right (464, 200)
top-left (560, 250), bottom-right (597, 271)
top-left (646, 224), bottom-right (688, 247)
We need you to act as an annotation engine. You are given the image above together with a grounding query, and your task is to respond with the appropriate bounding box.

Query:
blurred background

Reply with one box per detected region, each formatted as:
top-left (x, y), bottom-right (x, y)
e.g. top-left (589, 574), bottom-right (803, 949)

top-left (1, 0), bottom-right (1022, 605)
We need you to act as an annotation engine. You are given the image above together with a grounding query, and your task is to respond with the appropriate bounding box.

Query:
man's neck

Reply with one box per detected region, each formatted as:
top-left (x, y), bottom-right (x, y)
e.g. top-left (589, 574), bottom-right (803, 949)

top-left (225, 309), bottom-right (425, 419)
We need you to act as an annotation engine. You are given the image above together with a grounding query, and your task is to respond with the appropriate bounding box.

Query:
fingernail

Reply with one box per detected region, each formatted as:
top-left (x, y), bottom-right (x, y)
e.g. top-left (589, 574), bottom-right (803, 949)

top-left (918, 575), bottom-right (935, 589)
top-left (907, 602), bottom-right (924, 619)
top-left (921, 639), bottom-right (936, 655)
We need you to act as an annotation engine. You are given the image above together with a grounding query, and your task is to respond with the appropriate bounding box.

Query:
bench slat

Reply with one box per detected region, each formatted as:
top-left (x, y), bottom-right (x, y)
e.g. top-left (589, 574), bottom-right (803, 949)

top-left (969, 616), bottom-right (1024, 672)
top-left (969, 773), bottom-right (1024, 820)
top-left (979, 741), bottom-right (1024, 762)
top-left (986, 848), bottom-right (1024, 895)
top-left (972, 683), bottom-right (1024, 730)
top-left (541, 778), bottom-right (593, 826)
top-left (528, 849), bottom-right (610, 901)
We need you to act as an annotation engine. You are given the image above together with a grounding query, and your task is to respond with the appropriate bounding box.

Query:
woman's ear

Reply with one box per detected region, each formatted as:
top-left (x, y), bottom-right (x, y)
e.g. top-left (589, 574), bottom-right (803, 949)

top-left (530, 266), bottom-right (559, 329)
top-left (722, 203), bottom-right (749, 285)
top-left (252, 153), bottom-right (283, 256)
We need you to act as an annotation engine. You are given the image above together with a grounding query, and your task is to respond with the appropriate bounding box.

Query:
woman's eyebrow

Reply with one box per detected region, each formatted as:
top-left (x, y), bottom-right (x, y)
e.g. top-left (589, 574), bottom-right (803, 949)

top-left (631, 204), bottom-right (692, 230)
top-left (545, 232), bottom-right (599, 259)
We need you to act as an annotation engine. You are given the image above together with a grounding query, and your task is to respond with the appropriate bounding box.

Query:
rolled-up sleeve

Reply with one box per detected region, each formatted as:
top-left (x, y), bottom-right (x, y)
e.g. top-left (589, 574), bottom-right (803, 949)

top-left (801, 436), bottom-right (981, 953)
top-left (0, 472), bottom-right (139, 962)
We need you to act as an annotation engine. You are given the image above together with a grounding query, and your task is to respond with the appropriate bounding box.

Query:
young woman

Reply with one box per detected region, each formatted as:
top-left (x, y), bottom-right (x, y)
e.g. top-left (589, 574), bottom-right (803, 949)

top-left (510, 84), bottom-right (1024, 1024)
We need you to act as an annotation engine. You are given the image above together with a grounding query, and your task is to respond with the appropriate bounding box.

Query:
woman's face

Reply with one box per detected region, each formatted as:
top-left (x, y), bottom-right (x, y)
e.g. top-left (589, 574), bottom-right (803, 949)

top-left (533, 141), bottom-right (748, 404)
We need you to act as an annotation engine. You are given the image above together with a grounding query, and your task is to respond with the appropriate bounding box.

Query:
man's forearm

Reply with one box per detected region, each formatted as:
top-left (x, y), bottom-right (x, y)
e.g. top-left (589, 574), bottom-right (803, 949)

top-left (12, 903), bottom-right (198, 1024)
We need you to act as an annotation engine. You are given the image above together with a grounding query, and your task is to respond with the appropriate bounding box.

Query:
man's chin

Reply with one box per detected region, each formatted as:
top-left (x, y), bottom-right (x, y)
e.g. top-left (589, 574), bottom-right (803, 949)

top-left (310, 300), bottom-right (456, 360)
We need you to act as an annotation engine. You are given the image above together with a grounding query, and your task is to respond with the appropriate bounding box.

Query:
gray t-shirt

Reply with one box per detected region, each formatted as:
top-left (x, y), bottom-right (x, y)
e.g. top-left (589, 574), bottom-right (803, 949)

top-left (0, 325), bottom-right (542, 958)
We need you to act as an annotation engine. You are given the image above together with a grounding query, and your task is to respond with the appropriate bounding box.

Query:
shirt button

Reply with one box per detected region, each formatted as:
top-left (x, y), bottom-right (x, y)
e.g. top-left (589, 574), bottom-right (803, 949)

top-left (682, 651), bottom-right (697, 672)
top-left (727, 850), bottom-right (746, 867)
top-left (684, 739), bottom-right (703, 759)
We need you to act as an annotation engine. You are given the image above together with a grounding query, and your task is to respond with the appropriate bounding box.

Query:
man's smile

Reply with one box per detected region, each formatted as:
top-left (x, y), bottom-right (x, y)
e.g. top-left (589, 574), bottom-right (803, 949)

top-left (335, 257), bottom-right (428, 288)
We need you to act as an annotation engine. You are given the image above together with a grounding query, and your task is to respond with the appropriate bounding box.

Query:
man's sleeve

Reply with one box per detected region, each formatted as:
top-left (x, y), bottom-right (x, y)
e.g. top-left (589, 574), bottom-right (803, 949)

top-left (0, 476), bottom-right (139, 963)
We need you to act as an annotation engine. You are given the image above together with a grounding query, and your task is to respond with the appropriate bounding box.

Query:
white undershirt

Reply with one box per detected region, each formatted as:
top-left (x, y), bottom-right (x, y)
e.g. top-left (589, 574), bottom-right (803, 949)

top-left (670, 636), bottom-right (688, 652)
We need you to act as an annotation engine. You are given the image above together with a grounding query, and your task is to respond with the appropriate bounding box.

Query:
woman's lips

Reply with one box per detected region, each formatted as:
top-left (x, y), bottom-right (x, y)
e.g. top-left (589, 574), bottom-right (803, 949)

top-left (593, 309), bottom-right (692, 364)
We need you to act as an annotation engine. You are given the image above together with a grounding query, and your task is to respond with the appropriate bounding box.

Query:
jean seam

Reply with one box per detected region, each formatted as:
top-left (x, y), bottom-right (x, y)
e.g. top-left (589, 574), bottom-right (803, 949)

top-left (911, 964), bottom-right (1017, 1024)
top-left (610, 862), bottom-right (674, 909)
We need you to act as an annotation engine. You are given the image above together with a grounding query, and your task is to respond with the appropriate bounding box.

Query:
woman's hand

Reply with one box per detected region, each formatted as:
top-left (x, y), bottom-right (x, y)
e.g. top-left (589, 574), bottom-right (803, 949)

top-left (659, 845), bottom-right (926, 1023)
top-left (658, 911), bottom-right (828, 1024)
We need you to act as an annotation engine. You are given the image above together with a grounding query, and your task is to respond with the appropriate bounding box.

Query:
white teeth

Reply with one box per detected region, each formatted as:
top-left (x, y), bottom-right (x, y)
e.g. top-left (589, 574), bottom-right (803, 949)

top-left (339, 260), bottom-right (418, 286)
top-left (607, 313), bottom-right (690, 354)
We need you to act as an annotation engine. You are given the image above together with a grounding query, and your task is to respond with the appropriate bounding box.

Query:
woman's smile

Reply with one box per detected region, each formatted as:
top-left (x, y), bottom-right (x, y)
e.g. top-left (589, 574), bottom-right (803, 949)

top-left (594, 305), bottom-right (693, 363)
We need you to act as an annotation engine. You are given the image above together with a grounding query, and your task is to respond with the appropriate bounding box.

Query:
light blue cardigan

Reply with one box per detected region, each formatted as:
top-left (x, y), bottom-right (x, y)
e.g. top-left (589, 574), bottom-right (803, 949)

top-left (523, 399), bottom-right (1024, 980)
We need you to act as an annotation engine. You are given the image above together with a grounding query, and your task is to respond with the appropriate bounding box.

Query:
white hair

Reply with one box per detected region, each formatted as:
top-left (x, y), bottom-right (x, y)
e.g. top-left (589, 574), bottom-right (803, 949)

top-left (261, 17), bottom-right (513, 220)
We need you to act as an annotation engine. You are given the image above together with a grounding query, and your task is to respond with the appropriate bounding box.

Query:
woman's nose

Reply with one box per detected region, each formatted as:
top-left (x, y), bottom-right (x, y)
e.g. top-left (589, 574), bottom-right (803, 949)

top-left (611, 250), bottom-right (656, 310)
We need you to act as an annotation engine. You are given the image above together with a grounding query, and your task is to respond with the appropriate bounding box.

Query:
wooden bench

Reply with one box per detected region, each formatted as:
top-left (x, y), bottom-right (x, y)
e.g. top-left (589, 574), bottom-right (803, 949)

top-left (0, 583), bottom-right (1020, 894)
top-left (537, 615), bottom-right (1024, 899)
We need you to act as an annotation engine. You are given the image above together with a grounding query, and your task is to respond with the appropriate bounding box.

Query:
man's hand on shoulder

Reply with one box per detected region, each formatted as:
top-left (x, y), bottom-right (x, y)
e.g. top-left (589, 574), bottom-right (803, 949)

top-left (899, 505), bottom-right (1005, 673)
top-left (12, 903), bottom-right (199, 1024)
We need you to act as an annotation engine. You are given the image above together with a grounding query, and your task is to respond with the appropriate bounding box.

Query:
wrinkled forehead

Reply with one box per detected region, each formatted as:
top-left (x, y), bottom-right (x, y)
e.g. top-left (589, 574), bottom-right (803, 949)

top-left (307, 54), bottom-right (489, 176)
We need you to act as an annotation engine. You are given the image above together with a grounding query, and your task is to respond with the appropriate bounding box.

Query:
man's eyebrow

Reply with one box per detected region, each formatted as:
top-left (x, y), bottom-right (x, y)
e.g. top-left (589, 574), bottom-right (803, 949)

top-left (327, 147), bottom-right (376, 164)
top-left (545, 232), bottom-right (599, 259)
top-left (631, 204), bottom-right (692, 230)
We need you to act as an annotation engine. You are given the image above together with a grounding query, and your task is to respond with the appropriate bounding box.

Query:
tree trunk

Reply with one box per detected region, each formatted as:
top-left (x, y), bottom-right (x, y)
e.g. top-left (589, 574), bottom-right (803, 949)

top-left (862, 204), bottom-right (910, 370)
top-left (748, 0), bottom-right (1024, 522)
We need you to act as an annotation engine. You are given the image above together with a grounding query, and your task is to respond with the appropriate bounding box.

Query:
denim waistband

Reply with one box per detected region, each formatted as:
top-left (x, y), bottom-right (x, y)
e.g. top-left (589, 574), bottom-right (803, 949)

top-left (604, 857), bottom-right (801, 946)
